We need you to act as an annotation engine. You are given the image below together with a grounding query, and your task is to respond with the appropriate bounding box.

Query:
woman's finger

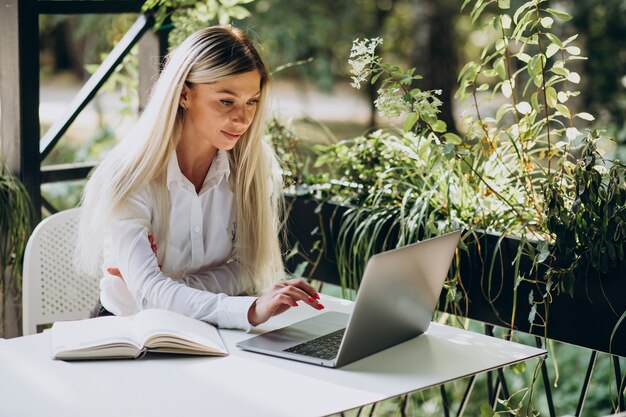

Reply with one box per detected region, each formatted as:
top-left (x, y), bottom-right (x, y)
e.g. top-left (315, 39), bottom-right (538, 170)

top-left (282, 278), bottom-right (320, 299)
top-left (275, 284), bottom-right (324, 310)
top-left (106, 267), bottom-right (126, 283)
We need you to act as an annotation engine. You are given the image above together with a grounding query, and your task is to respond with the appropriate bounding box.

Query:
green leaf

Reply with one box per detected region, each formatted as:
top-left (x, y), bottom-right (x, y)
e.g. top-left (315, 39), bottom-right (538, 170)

top-left (511, 361), bottom-right (526, 375)
top-left (292, 261), bottom-right (308, 278)
top-left (502, 80), bottom-right (513, 98)
top-left (403, 113), bottom-right (419, 132)
top-left (501, 14), bottom-right (512, 29)
top-left (563, 34), bottom-right (579, 46)
top-left (546, 43), bottom-right (560, 59)
top-left (566, 46), bottom-right (581, 56)
top-left (480, 404), bottom-right (496, 417)
top-left (528, 54), bottom-right (542, 77)
top-left (540, 16), bottom-right (554, 28)
top-left (443, 133), bottom-right (463, 144)
top-left (550, 66), bottom-right (569, 77)
top-left (494, 57), bottom-right (506, 80)
top-left (536, 240), bottom-right (550, 263)
top-left (528, 303), bottom-right (537, 324)
top-left (610, 310), bottom-right (626, 355)
top-left (576, 112), bottom-right (595, 121)
top-left (498, 0), bottom-right (510, 9)
top-left (567, 72), bottom-right (581, 84)
top-left (545, 33), bottom-right (564, 47)
top-left (431, 120), bottom-right (447, 133)
top-left (546, 86), bottom-right (557, 107)
top-left (531, 91), bottom-right (540, 111)
top-left (513, 1), bottom-right (534, 24)
top-left (496, 104), bottom-right (513, 122)
top-left (546, 8), bottom-right (572, 21)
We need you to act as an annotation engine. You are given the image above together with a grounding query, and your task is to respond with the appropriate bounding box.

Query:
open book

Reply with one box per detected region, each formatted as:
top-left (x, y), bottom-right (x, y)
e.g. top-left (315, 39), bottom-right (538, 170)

top-left (50, 309), bottom-right (228, 360)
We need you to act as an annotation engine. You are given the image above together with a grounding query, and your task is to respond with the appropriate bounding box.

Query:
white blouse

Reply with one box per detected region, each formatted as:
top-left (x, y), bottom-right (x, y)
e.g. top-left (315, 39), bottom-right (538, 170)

top-left (99, 150), bottom-right (256, 330)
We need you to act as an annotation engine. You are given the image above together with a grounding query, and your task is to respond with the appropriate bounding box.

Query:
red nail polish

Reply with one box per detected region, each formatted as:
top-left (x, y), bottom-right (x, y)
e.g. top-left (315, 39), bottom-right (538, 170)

top-left (317, 304), bottom-right (325, 309)
top-left (308, 297), bottom-right (315, 303)
top-left (314, 292), bottom-right (320, 300)
top-left (292, 302), bottom-right (299, 307)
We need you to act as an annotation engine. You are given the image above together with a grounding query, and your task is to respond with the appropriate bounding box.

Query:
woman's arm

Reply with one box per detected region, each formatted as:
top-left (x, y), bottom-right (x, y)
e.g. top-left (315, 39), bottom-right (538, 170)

top-left (179, 261), bottom-right (247, 295)
top-left (108, 218), bottom-right (256, 329)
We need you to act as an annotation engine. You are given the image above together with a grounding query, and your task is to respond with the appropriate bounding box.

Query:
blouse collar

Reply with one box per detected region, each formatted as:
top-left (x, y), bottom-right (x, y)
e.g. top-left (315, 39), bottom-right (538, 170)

top-left (166, 149), bottom-right (231, 193)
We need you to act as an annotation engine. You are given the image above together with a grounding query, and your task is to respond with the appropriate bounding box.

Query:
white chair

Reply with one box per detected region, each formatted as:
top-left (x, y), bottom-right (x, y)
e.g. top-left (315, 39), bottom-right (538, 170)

top-left (22, 208), bottom-right (100, 335)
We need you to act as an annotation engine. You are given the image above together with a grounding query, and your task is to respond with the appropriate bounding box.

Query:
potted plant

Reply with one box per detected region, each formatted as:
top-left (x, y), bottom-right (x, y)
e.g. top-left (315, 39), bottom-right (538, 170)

top-left (275, 1), bottom-right (625, 413)
top-left (0, 160), bottom-right (32, 338)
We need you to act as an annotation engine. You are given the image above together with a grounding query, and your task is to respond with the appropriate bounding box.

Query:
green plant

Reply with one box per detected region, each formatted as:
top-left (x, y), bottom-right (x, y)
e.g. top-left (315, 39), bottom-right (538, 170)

top-left (142, 0), bottom-right (255, 46)
top-left (543, 131), bottom-right (625, 295)
top-left (275, 1), bottom-right (625, 414)
top-left (0, 160), bottom-right (33, 337)
top-left (311, 0), bottom-right (625, 304)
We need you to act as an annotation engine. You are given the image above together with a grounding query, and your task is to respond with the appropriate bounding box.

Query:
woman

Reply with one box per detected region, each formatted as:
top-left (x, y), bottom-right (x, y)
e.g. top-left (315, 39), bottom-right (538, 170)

top-left (76, 26), bottom-right (323, 330)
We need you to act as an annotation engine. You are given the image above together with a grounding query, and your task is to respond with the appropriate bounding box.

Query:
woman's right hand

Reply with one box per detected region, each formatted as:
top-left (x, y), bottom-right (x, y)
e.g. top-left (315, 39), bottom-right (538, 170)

top-left (247, 278), bottom-right (324, 326)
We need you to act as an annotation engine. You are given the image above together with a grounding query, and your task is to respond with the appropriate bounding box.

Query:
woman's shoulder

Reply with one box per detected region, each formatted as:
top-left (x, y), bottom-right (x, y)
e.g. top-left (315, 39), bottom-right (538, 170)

top-left (114, 179), bottom-right (166, 221)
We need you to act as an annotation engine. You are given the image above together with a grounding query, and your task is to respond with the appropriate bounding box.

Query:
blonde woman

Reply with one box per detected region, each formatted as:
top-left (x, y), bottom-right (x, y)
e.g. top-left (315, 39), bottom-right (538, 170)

top-left (76, 26), bottom-right (324, 330)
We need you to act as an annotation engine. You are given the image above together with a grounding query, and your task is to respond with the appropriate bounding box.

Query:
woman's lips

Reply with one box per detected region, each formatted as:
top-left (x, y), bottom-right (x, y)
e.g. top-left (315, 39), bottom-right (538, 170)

top-left (222, 130), bottom-right (242, 140)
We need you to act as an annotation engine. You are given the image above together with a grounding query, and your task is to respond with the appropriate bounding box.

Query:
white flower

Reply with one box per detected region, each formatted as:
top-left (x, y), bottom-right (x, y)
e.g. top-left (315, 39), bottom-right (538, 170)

top-left (348, 38), bottom-right (383, 89)
top-left (375, 88), bottom-right (411, 119)
top-left (411, 90), bottom-right (443, 119)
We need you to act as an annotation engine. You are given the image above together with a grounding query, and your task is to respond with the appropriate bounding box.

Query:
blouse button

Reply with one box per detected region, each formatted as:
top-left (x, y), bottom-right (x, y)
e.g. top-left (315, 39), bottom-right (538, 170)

top-left (193, 226), bottom-right (200, 233)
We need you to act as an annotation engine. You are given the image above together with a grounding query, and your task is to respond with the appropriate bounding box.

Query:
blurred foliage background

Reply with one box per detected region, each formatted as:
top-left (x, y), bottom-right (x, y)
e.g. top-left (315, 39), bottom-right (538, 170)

top-left (38, 0), bottom-right (626, 164)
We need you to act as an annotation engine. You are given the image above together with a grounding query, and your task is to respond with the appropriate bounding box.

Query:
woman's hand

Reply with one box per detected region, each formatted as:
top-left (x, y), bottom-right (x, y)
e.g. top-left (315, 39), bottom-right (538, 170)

top-left (106, 233), bottom-right (160, 284)
top-left (247, 278), bottom-right (324, 326)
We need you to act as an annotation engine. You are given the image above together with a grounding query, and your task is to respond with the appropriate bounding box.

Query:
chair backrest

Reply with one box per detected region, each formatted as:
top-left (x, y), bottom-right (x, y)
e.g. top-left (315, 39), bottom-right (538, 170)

top-left (22, 208), bottom-right (100, 335)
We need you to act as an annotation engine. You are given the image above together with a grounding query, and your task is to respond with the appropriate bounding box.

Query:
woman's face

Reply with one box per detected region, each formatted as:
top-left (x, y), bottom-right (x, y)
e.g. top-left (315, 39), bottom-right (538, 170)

top-left (180, 70), bottom-right (262, 152)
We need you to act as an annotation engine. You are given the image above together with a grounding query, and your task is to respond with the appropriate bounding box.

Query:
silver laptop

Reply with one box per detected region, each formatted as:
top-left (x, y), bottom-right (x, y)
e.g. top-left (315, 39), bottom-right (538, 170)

top-left (236, 229), bottom-right (462, 368)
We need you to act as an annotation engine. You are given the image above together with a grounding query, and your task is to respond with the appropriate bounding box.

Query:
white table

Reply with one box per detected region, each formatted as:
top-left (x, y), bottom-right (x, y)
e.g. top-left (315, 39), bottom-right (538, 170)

top-left (0, 295), bottom-right (545, 417)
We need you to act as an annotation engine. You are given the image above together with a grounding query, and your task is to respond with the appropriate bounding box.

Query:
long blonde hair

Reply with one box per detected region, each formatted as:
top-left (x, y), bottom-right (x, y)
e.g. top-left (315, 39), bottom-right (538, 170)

top-left (77, 26), bottom-right (284, 293)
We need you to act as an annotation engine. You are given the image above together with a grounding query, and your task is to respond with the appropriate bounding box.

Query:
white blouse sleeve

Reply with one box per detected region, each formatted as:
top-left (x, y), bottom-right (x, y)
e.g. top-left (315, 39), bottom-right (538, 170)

top-left (180, 261), bottom-right (249, 296)
top-left (105, 193), bottom-right (255, 330)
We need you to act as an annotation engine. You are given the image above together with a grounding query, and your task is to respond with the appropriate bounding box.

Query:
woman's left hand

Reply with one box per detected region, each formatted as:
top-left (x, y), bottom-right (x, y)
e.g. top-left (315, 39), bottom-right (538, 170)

top-left (247, 278), bottom-right (324, 326)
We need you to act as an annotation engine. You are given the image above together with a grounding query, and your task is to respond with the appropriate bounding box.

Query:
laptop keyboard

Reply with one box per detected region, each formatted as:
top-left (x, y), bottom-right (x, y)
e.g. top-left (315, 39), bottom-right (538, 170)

top-left (284, 328), bottom-right (346, 360)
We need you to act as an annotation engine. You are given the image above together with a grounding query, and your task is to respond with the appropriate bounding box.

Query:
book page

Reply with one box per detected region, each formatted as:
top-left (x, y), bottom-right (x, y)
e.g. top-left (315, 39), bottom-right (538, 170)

top-left (50, 316), bottom-right (141, 359)
top-left (131, 309), bottom-right (227, 355)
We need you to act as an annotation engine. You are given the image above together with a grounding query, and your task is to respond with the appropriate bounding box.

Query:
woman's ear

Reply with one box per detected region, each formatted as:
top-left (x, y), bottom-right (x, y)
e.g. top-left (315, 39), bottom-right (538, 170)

top-left (180, 83), bottom-right (190, 109)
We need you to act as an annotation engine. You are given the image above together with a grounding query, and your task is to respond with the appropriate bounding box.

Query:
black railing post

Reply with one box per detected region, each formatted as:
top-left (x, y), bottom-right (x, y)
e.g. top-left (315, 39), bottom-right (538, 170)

top-left (39, 14), bottom-right (154, 161)
top-left (0, 0), bottom-right (42, 224)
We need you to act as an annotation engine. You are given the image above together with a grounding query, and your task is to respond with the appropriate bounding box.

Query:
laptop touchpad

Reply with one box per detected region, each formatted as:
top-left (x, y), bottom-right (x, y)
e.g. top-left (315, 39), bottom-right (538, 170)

top-left (245, 312), bottom-right (349, 350)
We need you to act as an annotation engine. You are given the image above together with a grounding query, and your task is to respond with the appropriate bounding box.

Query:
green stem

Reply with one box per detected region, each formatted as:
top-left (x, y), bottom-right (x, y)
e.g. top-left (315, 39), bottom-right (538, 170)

top-left (534, 5), bottom-right (552, 175)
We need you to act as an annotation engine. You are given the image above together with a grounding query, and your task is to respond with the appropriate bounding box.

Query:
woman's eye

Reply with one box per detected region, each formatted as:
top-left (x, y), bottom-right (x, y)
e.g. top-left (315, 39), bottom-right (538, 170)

top-left (220, 99), bottom-right (234, 106)
top-left (247, 99), bottom-right (260, 106)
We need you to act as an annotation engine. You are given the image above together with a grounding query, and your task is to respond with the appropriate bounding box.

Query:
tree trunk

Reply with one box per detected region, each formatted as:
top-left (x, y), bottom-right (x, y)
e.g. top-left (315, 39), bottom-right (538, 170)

top-left (409, 0), bottom-right (459, 133)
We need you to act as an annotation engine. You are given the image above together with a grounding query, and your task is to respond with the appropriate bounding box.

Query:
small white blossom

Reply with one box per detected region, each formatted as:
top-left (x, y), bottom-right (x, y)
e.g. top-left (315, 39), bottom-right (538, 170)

top-left (412, 90), bottom-right (442, 120)
top-left (348, 38), bottom-right (383, 89)
top-left (375, 88), bottom-right (411, 119)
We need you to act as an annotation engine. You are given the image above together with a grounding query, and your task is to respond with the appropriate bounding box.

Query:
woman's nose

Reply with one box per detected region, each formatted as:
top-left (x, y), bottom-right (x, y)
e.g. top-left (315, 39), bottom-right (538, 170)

top-left (231, 105), bottom-right (247, 125)
top-left (231, 104), bottom-right (254, 127)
